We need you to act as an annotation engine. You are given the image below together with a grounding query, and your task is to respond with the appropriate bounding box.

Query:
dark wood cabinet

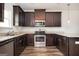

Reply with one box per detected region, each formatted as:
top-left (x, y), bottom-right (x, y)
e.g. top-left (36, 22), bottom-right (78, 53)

top-left (0, 41), bottom-right (14, 56)
top-left (19, 10), bottom-right (25, 26)
top-left (13, 7), bottom-right (61, 27)
top-left (45, 12), bottom-right (61, 27)
top-left (46, 34), bottom-right (55, 46)
top-left (13, 6), bottom-right (25, 26)
top-left (35, 9), bottom-right (45, 20)
top-left (68, 37), bottom-right (79, 56)
top-left (0, 34), bottom-right (27, 56)
top-left (55, 34), bottom-right (79, 56)
top-left (45, 12), bottom-right (53, 27)
top-left (56, 34), bottom-right (68, 56)
top-left (0, 3), bottom-right (4, 22)
top-left (61, 36), bottom-right (68, 56)
top-left (55, 34), bottom-right (59, 48)
top-left (14, 35), bottom-right (27, 56)
top-left (14, 37), bottom-right (24, 56)
top-left (56, 35), bottom-right (63, 51)
top-left (26, 34), bottom-right (34, 46)
top-left (25, 12), bottom-right (35, 26)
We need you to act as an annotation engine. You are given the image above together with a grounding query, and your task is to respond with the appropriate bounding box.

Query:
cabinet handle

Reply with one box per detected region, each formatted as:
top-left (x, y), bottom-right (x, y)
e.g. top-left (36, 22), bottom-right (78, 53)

top-left (75, 41), bottom-right (79, 44)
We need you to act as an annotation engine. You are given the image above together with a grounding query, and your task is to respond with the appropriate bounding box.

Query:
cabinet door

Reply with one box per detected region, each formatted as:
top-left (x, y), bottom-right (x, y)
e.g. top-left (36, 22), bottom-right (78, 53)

top-left (13, 6), bottom-right (18, 25)
top-left (46, 34), bottom-right (55, 46)
top-left (62, 37), bottom-right (68, 56)
top-left (58, 36), bottom-right (62, 51)
top-left (27, 34), bottom-right (34, 46)
top-left (13, 6), bottom-right (25, 26)
top-left (0, 3), bottom-right (4, 22)
top-left (45, 12), bottom-right (61, 27)
top-left (25, 12), bottom-right (35, 26)
top-left (19, 12), bottom-right (25, 26)
top-left (22, 35), bottom-right (27, 46)
top-left (55, 35), bottom-right (62, 49)
top-left (69, 38), bottom-right (79, 56)
top-left (0, 41), bottom-right (14, 56)
top-left (45, 12), bottom-right (54, 27)
top-left (53, 12), bottom-right (61, 26)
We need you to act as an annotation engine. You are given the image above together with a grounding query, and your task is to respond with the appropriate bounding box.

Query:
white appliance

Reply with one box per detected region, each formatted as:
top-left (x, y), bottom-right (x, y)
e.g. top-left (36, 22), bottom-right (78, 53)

top-left (34, 35), bottom-right (46, 47)
top-left (35, 20), bottom-right (45, 27)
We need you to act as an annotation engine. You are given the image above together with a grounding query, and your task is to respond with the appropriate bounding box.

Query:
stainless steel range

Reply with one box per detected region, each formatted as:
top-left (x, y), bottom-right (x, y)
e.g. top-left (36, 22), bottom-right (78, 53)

top-left (34, 31), bottom-right (46, 47)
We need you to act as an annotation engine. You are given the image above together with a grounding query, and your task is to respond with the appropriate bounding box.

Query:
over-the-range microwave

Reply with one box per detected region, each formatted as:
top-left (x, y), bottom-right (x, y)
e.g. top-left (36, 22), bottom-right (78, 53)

top-left (35, 20), bottom-right (45, 27)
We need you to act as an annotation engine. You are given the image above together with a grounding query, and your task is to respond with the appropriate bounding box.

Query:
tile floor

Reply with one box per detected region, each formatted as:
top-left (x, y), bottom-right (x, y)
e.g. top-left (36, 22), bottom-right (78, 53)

top-left (20, 46), bottom-right (64, 56)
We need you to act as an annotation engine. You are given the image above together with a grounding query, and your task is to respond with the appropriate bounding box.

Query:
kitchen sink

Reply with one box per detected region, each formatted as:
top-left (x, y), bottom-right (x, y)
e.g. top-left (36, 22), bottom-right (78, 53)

top-left (0, 33), bottom-right (19, 36)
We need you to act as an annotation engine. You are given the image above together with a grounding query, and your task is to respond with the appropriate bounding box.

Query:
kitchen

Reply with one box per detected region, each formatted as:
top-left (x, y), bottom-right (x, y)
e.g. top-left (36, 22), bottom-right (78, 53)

top-left (0, 3), bottom-right (79, 56)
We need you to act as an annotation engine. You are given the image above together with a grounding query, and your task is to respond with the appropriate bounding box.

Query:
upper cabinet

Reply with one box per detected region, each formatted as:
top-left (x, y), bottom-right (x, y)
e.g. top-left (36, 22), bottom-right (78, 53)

top-left (0, 3), bottom-right (4, 22)
top-left (13, 6), bottom-right (25, 26)
top-left (24, 12), bottom-right (35, 27)
top-left (35, 9), bottom-right (45, 20)
top-left (45, 12), bottom-right (61, 27)
top-left (13, 6), bottom-right (61, 27)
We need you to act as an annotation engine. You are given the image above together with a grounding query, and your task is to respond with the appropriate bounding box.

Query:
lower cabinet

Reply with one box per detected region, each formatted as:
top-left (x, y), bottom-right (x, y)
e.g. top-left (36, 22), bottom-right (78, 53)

top-left (26, 34), bottom-right (34, 46)
top-left (0, 34), bottom-right (27, 56)
top-left (61, 36), bottom-right (68, 56)
top-left (0, 40), bottom-right (14, 56)
top-left (56, 34), bottom-right (79, 56)
top-left (14, 37), bottom-right (24, 56)
top-left (46, 34), bottom-right (56, 46)
top-left (46, 34), bottom-right (53, 46)
top-left (69, 38), bottom-right (79, 56)
top-left (56, 34), bottom-right (69, 56)
top-left (14, 35), bottom-right (27, 56)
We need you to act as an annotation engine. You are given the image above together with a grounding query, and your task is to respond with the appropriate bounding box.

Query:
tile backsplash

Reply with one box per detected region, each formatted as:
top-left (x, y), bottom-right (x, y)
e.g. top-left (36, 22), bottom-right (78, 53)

top-left (0, 27), bottom-right (63, 34)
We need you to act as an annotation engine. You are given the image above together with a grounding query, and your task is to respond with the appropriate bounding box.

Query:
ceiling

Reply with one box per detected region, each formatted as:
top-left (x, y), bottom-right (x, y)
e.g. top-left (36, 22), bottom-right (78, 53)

top-left (14, 3), bottom-right (79, 11)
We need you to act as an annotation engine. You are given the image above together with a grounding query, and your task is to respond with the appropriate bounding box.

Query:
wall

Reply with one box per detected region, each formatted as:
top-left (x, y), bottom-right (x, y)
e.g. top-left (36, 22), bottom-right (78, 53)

top-left (18, 4), bottom-right (79, 33)
top-left (0, 3), bottom-right (79, 34)
top-left (62, 10), bottom-right (79, 33)
top-left (61, 4), bottom-right (79, 33)
top-left (0, 3), bottom-right (13, 28)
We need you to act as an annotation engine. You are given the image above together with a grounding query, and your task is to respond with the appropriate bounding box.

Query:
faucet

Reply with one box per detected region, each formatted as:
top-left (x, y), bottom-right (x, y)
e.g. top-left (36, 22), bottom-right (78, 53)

top-left (6, 30), bottom-right (14, 35)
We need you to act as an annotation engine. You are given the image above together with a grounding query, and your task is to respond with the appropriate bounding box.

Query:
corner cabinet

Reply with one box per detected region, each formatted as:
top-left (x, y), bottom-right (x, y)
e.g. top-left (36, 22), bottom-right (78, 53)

top-left (45, 12), bottom-right (61, 27)
top-left (56, 34), bottom-right (79, 56)
top-left (0, 3), bottom-right (4, 22)
top-left (14, 34), bottom-right (27, 56)
top-left (13, 6), bottom-right (25, 26)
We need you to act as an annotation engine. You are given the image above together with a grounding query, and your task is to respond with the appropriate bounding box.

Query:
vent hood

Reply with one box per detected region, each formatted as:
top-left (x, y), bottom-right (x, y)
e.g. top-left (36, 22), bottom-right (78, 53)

top-left (35, 9), bottom-right (45, 20)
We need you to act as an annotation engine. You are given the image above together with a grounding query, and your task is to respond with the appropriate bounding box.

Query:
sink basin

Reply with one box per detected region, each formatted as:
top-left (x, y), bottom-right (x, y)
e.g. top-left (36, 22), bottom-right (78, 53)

top-left (0, 33), bottom-right (19, 36)
top-left (0, 34), bottom-right (16, 36)
top-left (5, 34), bottom-right (16, 36)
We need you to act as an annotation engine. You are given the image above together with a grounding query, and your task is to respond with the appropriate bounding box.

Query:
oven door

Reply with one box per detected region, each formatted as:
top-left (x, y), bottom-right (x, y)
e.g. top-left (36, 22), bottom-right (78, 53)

top-left (34, 35), bottom-right (46, 47)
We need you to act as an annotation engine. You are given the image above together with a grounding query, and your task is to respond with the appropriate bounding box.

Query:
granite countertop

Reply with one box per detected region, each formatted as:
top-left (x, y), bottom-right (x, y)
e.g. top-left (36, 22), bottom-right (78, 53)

top-left (45, 31), bottom-right (79, 37)
top-left (56, 32), bottom-right (79, 37)
top-left (0, 32), bottom-right (28, 42)
top-left (0, 31), bottom-right (79, 42)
